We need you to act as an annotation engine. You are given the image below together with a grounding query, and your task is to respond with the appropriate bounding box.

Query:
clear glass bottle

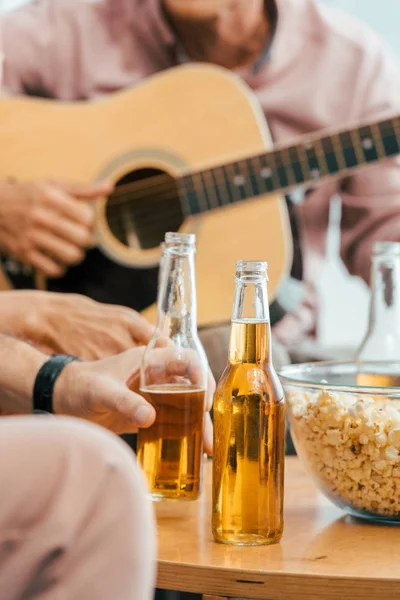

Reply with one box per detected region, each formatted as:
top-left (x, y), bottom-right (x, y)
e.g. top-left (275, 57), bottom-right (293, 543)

top-left (137, 232), bottom-right (208, 501)
top-left (212, 261), bottom-right (285, 545)
top-left (356, 242), bottom-right (400, 386)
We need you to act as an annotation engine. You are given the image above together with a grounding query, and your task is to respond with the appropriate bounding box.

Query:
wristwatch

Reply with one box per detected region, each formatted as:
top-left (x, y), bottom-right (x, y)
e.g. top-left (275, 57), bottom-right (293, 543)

top-left (33, 354), bottom-right (82, 414)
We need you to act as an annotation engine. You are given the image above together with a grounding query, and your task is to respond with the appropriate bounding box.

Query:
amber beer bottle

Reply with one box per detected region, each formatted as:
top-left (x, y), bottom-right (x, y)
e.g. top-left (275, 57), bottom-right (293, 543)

top-left (212, 261), bottom-right (285, 545)
top-left (137, 232), bottom-right (208, 501)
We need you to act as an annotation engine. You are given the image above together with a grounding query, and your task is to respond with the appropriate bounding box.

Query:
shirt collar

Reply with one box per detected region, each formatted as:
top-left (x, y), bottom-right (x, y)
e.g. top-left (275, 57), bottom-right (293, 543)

top-left (143, 0), bottom-right (176, 47)
top-left (252, 1), bottom-right (278, 74)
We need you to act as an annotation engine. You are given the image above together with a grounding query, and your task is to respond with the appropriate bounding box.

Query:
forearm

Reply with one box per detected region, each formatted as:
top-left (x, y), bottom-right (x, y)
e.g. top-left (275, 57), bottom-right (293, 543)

top-left (0, 334), bottom-right (47, 415)
top-left (0, 181), bottom-right (21, 255)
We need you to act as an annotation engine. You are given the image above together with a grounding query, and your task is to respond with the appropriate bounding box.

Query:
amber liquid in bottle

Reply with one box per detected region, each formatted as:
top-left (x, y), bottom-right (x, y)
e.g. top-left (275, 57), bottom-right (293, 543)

top-left (356, 373), bottom-right (400, 387)
top-left (137, 232), bottom-right (208, 501)
top-left (137, 384), bottom-right (206, 500)
top-left (212, 262), bottom-right (285, 545)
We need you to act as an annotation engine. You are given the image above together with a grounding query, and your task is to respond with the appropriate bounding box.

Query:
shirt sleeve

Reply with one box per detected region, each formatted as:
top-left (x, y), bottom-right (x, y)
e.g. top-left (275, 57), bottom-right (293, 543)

top-left (339, 39), bottom-right (400, 284)
top-left (1, 0), bottom-right (109, 99)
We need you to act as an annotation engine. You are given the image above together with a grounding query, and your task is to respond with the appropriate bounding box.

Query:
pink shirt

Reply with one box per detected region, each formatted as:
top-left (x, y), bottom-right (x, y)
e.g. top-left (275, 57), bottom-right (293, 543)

top-left (2, 0), bottom-right (400, 343)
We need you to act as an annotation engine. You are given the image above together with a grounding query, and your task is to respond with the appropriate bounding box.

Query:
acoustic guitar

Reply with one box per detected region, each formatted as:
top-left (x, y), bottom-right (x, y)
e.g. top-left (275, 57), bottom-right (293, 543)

top-left (0, 64), bottom-right (399, 326)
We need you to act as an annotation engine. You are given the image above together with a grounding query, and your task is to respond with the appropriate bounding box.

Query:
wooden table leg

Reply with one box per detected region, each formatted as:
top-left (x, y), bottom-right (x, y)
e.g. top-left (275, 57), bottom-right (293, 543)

top-left (202, 596), bottom-right (229, 600)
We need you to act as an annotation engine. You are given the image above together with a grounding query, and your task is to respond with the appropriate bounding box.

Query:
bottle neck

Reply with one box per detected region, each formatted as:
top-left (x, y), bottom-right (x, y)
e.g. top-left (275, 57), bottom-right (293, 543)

top-left (157, 249), bottom-right (197, 336)
top-left (229, 278), bottom-right (271, 364)
top-left (367, 254), bottom-right (400, 336)
top-left (229, 321), bottom-right (271, 363)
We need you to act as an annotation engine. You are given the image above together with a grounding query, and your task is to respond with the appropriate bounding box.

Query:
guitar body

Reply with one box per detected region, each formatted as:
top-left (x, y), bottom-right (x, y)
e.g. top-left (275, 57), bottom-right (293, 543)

top-left (0, 64), bottom-right (292, 326)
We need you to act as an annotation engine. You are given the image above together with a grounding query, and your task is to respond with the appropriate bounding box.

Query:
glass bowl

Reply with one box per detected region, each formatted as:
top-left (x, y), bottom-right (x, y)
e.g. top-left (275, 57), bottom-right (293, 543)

top-left (279, 361), bottom-right (400, 524)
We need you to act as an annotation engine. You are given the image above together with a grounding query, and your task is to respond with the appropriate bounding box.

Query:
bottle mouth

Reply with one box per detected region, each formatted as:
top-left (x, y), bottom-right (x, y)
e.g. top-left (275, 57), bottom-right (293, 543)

top-left (164, 232), bottom-right (196, 253)
top-left (373, 241), bottom-right (400, 257)
top-left (235, 260), bottom-right (269, 282)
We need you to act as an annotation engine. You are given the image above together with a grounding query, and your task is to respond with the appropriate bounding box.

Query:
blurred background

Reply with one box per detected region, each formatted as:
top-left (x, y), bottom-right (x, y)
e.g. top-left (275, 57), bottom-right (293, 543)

top-left (2, 0), bottom-right (399, 353)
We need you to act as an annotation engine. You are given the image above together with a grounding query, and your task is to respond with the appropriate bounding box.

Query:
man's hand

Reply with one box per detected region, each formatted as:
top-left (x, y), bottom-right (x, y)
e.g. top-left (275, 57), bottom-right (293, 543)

top-left (0, 179), bottom-right (113, 277)
top-left (0, 290), bottom-right (155, 359)
top-left (54, 347), bottom-right (215, 454)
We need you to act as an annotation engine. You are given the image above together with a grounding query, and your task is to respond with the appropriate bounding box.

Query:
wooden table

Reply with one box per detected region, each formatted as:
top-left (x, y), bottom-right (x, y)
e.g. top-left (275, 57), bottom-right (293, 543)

top-left (155, 457), bottom-right (400, 599)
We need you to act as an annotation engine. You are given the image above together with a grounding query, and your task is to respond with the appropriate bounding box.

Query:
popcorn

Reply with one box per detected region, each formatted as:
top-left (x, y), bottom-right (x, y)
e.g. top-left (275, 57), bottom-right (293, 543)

top-left (288, 390), bottom-right (400, 518)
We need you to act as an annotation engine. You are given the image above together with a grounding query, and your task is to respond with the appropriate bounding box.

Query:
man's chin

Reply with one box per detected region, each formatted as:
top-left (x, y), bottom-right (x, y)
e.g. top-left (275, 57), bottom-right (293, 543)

top-left (163, 0), bottom-right (234, 21)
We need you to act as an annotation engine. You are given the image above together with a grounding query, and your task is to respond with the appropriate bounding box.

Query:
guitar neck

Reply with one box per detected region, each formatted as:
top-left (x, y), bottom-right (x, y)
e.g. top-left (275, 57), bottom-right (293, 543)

top-left (180, 116), bottom-right (400, 214)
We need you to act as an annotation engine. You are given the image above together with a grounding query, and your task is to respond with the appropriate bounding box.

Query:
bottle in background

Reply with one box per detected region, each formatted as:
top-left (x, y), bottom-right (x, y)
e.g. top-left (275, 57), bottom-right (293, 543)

top-left (137, 232), bottom-right (208, 501)
top-left (356, 242), bottom-right (400, 386)
top-left (212, 260), bottom-right (285, 545)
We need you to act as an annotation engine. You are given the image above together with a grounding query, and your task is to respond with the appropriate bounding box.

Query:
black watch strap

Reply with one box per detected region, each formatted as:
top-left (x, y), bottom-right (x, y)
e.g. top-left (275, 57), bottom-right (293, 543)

top-left (33, 354), bottom-right (82, 414)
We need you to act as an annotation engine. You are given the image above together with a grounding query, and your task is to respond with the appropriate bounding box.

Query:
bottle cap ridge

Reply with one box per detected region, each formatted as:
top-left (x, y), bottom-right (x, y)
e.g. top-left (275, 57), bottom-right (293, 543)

top-left (373, 241), bottom-right (400, 257)
top-left (164, 232), bottom-right (196, 254)
top-left (165, 232), bottom-right (196, 245)
top-left (235, 260), bottom-right (269, 282)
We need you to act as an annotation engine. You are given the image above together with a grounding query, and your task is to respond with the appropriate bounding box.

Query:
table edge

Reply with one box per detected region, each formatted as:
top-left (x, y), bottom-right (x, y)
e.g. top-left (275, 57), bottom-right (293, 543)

top-left (157, 562), bottom-right (400, 600)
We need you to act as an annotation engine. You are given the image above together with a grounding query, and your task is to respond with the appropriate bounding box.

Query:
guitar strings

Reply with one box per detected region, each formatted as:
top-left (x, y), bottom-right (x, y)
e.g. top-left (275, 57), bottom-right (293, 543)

top-left (106, 192), bottom-right (184, 230)
top-left (105, 120), bottom-right (400, 212)
top-left (104, 126), bottom-right (400, 244)
top-left (105, 193), bottom-right (186, 242)
top-left (106, 119), bottom-right (399, 202)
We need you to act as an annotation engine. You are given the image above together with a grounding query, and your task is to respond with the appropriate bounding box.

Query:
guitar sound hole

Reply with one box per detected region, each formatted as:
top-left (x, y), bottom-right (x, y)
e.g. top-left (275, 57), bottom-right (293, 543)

top-left (105, 168), bottom-right (184, 250)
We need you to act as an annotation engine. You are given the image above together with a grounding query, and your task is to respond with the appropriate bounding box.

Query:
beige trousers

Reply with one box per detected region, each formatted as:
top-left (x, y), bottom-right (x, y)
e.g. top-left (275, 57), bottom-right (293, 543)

top-left (0, 416), bottom-right (156, 600)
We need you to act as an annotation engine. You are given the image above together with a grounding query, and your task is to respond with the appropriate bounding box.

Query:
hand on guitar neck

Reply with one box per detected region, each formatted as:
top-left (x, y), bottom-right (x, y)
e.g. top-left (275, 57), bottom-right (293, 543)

top-left (0, 178), bottom-right (112, 278)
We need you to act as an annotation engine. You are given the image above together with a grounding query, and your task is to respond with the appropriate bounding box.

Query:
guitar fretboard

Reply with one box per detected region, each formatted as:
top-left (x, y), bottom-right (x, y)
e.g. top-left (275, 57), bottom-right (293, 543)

top-left (179, 116), bottom-right (400, 214)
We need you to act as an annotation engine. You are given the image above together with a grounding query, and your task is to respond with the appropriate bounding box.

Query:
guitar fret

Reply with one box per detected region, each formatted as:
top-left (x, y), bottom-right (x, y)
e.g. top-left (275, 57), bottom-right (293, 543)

top-left (193, 172), bottom-right (210, 213)
top-left (232, 161), bottom-right (249, 200)
top-left (370, 123), bottom-right (386, 159)
top-left (219, 165), bottom-right (234, 204)
top-left (250, 155), bottom-right (268, 195)
top-left (273, 150), bottom-right (290, 189)
top-left (207, 169), bottom-right (222, 207)
top-left (180, 175), bottom-right (198, 215)
top-left (258, 154), bottom-right (275, 192)
top-left (178, 175), bottom-right (190, 215)
top-left (276, 150), bottom-right (294, 186)
top-left (331, 134), bottom-right (347, 171)
top-left (210, 168), bottom-right (224, 206)
top-left (189, 173), bottom-right (209, 213)
top-left (242, 159), bottom-right (256, 198)
top-left (314, 138), bottom-right (330, 176)
top-left (258, 156), bottom-right (270, 194)
top-left (338, 131), bottom-right (358, 168)
top-left (358, 125), bottom-right (379, 163)
top-left (280, 147), bottom-right (298, 187)
top-left (320, 136), bottom-right (339, 174)
top-left (200, 171), bottom-right (219, 209)
top-left (224, 161), bottom-right (242, 203)
top-left (268, 151), bottom-right (282, 190)
top-left (287, 146), bottom-right (306, 184)
top-left (240, 159), bottom-right (257, 198)
top-left (218, 165), bottom-right (235, 204)
top-left (304, 142), bottom-right (325, 180)
top-left (379, 119), bottom-right (400, 157)
top-left (349, 128), bottom-right (366, 166)
top-left (197, 176), bottom-right (211, 211)
top-left (245, 158), bottom-right (261, 196)
top-left (296, 145), bottom-right (312, 180)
